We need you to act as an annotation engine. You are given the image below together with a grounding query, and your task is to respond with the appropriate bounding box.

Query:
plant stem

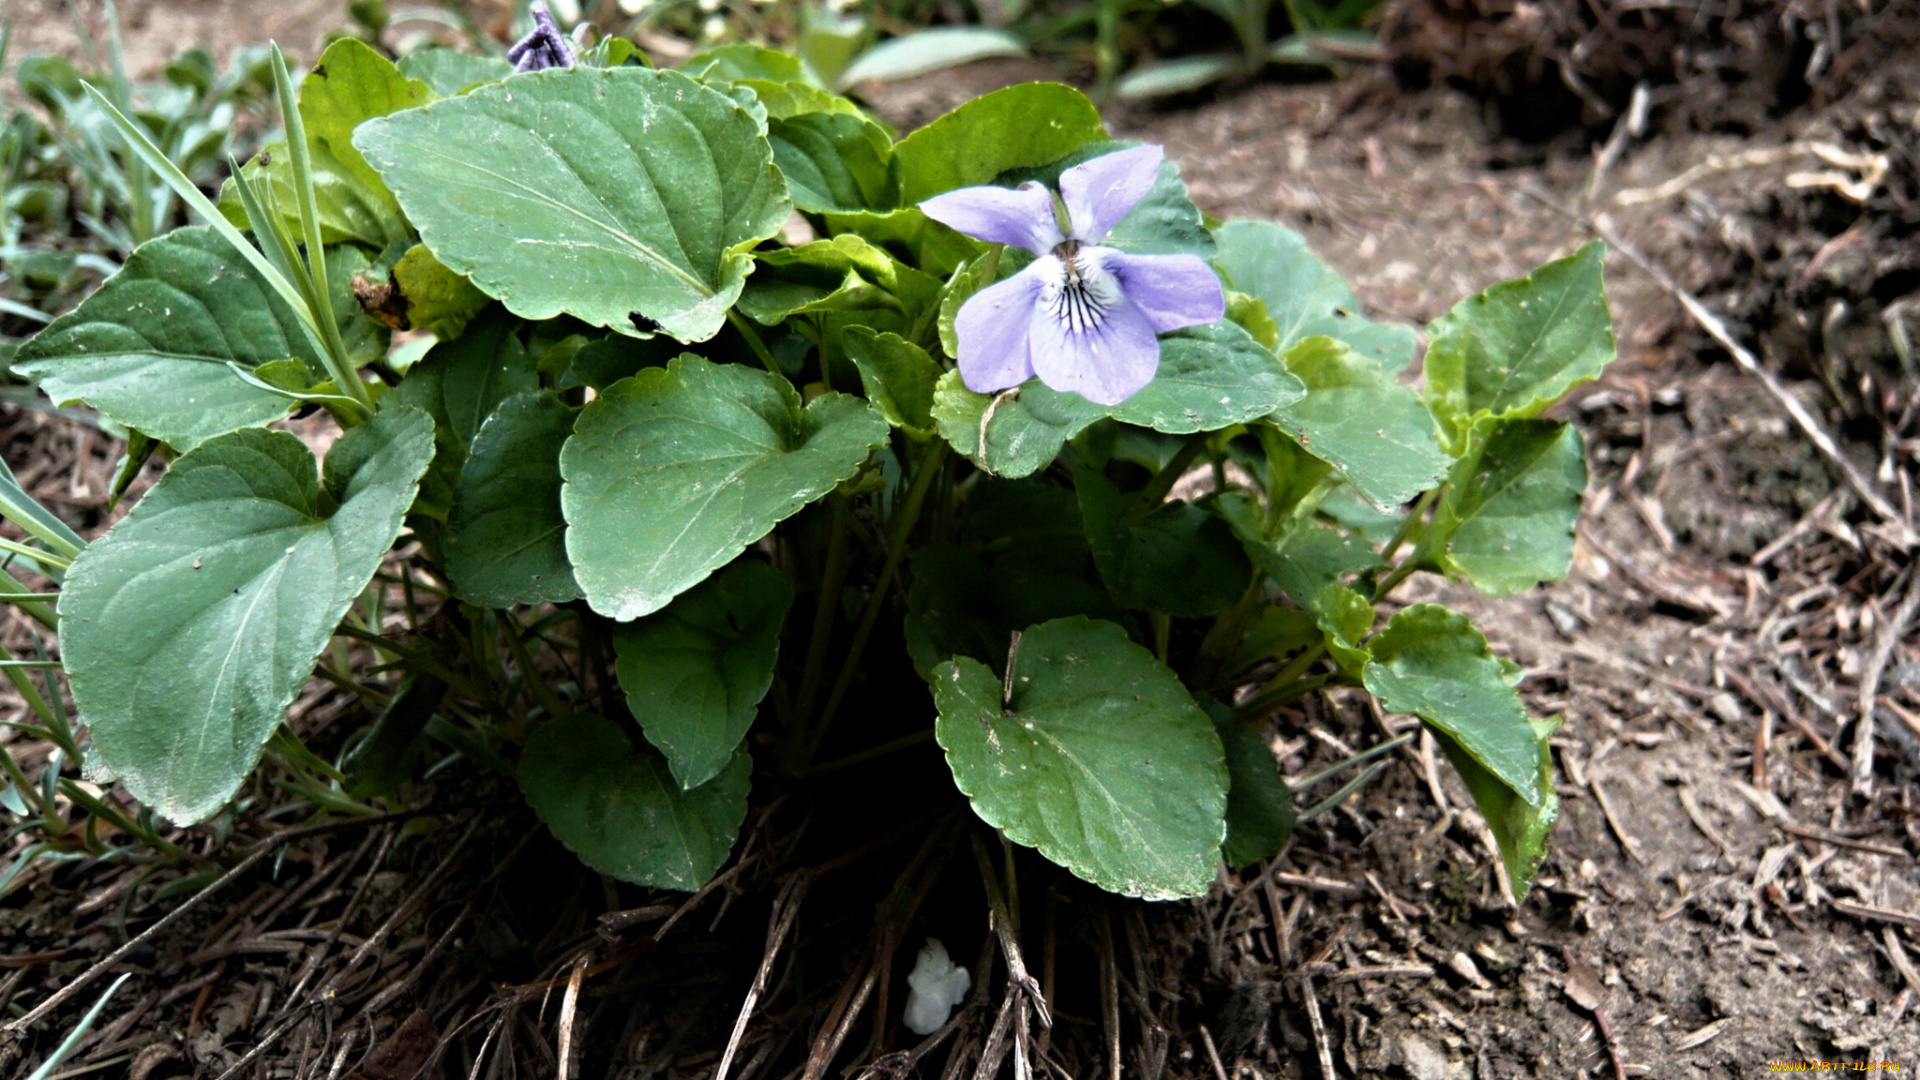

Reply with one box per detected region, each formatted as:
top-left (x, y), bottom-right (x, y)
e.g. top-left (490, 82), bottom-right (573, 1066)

top-left (792, 496), bottom-right (853, 735)
top-left (806, 442), bottom-right (948, 763)
top-left (794, 729), bottom-right (935, 778)
top-left (727, 310), bottom-right (782, 376)
top-left (1134, 432), bottom-right (1209, 511)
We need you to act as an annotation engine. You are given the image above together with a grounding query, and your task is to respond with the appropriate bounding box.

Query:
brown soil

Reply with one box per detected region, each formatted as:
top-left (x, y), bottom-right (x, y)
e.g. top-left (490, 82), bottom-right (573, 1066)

top-left (1, 3), bottom-right (1916, 1079)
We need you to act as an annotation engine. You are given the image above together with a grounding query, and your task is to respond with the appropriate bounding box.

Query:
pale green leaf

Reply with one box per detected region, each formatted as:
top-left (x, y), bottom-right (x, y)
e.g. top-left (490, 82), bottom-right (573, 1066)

top-left (61, 408), bottom-right (435, 823)
top-left (837, 28), bottom-right (1025, 89)
top-left (355, 67), bottom-right (791, 342)
top-left (561, 354), bottom-right (887, 620)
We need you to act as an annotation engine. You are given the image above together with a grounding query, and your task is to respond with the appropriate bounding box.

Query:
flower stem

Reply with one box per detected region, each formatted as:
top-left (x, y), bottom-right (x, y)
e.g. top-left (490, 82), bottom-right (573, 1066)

top-left (791, 495), bottom-right (852, 738)
top-left (1134, 432), bottom-right (1210, 511)
top-left (727, 310), bottom-right (782, 376)
top-left (805, 442), bottom-right (948, 765)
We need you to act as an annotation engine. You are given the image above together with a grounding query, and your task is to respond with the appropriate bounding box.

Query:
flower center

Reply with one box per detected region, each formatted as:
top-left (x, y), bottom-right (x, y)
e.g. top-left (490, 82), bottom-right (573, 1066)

top-left (1042, 241), bottom-right (1122, 336)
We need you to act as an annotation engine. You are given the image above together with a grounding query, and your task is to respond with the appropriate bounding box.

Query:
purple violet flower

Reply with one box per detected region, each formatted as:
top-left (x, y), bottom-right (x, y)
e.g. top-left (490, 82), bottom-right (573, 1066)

top-left (508, 2), bottom-right (575, 73)
top-left (918, 145), bottom-right (1225, 406)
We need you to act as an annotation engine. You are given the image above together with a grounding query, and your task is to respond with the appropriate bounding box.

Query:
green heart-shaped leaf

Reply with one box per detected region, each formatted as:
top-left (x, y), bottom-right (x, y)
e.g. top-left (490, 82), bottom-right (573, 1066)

top-left (1213, 219), bottom-right (1417, 371)
top-left (1076, 471), bottom-right (1250, 617)
top-left (561, 354), bottom-right (887, 620)
top-left (446, 390), bottom-right (581, 607)
top-left (1423, 241), bottom-right (1614, 444)
top-left (1267, 336), bottom-right (1449, 509)
top-left (929, 319), bottom-right (1299, 479)
top-left (844, 326), bottom-right (938, 437)
top-left (61, 407), bottom-right (435, 823)
top-left (613, 559), bottom-right (794, 789)
top-left (1431, 716), bottom-right (1560, 900)
top-left (14, 227), bottom-right (313, 450)
top-left (1208, 700), bottom-right (1295, 867)
top-left (1360, 604), bottom-right (1543, 806)
top-left (355, 66), bottom-right (791, 342)
top-left (519, 713), bottom-right (751, 890)
top-left (894, 82), bottom-right (1105, 206)
top-left (1431, 419), bottom-right (1587, 597)
top-left (933, 616), bottom-right (1228, 899)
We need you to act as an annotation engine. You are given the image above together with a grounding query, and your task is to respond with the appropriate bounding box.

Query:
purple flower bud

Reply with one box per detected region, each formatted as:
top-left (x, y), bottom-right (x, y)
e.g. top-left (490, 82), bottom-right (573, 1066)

top-left (919, 145), bottom-right (1224, 406)
top-left (508, 2), bottom-right (576, 73)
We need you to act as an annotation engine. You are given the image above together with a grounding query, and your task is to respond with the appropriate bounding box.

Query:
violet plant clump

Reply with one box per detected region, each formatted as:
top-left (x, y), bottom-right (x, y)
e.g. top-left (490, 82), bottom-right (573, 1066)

top-left (3, 34), bottom-right (1615, 905)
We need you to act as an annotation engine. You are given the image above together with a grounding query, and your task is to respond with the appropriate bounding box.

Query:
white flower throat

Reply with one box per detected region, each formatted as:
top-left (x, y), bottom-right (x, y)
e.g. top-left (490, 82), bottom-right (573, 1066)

top-left (1038, 240), bottom-right (1123, 335)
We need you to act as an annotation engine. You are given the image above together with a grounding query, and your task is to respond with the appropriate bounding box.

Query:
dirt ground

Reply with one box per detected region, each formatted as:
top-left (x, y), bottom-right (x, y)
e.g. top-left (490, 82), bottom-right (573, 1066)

top-left (0, 2), bottom-right (1916, 1079)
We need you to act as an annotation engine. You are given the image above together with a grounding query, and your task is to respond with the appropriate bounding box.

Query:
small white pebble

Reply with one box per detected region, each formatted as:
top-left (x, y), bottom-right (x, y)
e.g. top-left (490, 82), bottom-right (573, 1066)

top-left (904, 938), bottom-right (970, 1035)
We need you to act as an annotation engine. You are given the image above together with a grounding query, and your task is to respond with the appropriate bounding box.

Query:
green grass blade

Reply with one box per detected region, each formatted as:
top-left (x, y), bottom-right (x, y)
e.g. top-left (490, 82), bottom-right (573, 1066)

top-left (0, 458), bottom-right (84, 558)
top-left (24, 973), bottom-right (133, 1080)
top-left (268, 45), bottom-right (371, 409)
top-left (77, 82), bottom-right (315, 331)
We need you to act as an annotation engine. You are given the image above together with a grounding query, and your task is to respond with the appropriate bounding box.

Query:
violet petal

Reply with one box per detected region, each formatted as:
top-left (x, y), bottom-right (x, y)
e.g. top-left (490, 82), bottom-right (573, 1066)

top-left (955, 267), bottom-right (1044, 394)
top-left (1103, 251), bottom-right (1225, 333)
top-left (510, 2), bottom-right (575, 72)
top-left (1026, 283), bottom-right (1160, 406)
top-left (1060, 145), bottom-right (1163, 244)
top-left (918, 182), bottom-right (1063, 256)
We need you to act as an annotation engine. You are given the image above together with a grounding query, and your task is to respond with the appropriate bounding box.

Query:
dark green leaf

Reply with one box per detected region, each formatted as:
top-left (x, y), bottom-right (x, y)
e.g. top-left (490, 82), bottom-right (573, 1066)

top-left (1360, 604), bottom-right (1542, 806)
top-left (1107, 319), bottom-right (1304, 434)
top-left (1077, 471), bottom-right (1250, 617)
top-left (1431, 419), bottom-right (1587, 597)
top-left (446, 390), bottom-right (581, 607)
top-left (930, 319), bottom-right (1302, 477)
top-left (61, 408), bottom-right (435, 823)
top-left (844, 327), bottom-right (938, 437)
top-left (737, 80), bottom-right (891, 214)
top-left (393, 307), bottom-right (537, 462)
top-left (1431, 716), bottom-right (1559, 900)
top-left (561, 354), bottom-right (887, 620)
top-left (519, 713), bottom-right (750, 890)
top-left (737, 234), bottom-right (939, 327)
top-left (905, 542), bottom-right (1115, 680)
top-left (1208, 700), bottom-right (1295, 866)
top-left (894, 83), bottom-right (1105, 206)
top-left (933, 616), bottom-right (1227, 899)
top-left (613, 559), bottom-right (794, 789)
top-left (931, 370), bottom-right (1102, 480)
